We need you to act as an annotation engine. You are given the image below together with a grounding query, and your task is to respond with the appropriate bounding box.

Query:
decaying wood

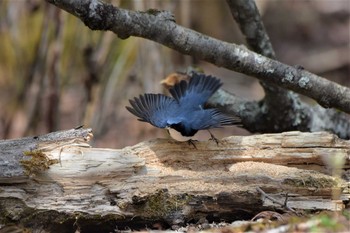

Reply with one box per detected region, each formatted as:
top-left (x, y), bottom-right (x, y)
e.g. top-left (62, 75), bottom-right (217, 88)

top-left (0, 127), bottom-right (93, 183)
top-left (0, 130), bottom-right (349, 232)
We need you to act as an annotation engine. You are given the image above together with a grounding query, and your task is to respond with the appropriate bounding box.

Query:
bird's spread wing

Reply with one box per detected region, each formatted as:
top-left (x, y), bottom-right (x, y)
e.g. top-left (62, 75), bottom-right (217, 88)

top-left (126, 94), bottom-right (177, 128)
top-left (190, 109), bottom-right (241, 130)
top-left (169, 73), bottom-right (222, 107)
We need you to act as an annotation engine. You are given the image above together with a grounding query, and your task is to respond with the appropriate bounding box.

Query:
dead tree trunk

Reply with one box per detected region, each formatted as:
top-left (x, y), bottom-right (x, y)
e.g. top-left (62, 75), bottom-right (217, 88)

top-left (0, 129), bottom-right (349, 232)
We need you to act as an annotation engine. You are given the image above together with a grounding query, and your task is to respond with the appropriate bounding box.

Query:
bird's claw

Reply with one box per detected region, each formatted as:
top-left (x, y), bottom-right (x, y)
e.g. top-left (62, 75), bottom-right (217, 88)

top-left (208, 130), bottom-right (220, 145)
top-left (187, 139), bottom-right (198, 149)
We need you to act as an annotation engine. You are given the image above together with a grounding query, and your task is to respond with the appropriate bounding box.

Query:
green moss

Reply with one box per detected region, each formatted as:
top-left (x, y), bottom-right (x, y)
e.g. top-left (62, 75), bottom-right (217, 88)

top-left (20, 150), bottom-right (59, 175)
top-left (283, 176), bottom-right (337, 188)
top-left (132, 189), bottom-right (190, 219)
top-left (343, 210), bottom-right (350, 220)
top-left (309, 212), bottom-right (348, 232)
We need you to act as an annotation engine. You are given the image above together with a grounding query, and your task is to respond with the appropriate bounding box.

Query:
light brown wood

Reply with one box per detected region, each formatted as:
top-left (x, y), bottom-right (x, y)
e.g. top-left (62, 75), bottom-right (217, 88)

top-left (0, 128), bottom-right (92, 184)
top-left (0, 130), bottom-right (349, 232)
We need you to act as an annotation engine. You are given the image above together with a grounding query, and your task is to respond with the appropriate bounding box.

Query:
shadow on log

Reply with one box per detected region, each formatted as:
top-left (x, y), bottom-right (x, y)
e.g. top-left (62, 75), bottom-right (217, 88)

top-left (0, 129), bottom-right (349, 232)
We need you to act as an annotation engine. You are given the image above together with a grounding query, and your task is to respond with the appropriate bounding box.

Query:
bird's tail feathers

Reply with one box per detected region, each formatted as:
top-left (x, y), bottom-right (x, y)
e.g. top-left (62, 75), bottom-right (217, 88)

top-left (188, 73), bottom-right (222, 96)
top-left (169, 72), bottom-right (222, 103)
top-left (169, 80), bottom-right (187, 102)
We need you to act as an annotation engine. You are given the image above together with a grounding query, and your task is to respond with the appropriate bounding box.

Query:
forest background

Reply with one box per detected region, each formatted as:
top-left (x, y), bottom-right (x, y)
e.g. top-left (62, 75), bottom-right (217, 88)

top-left (0, 0), bottom-right (349, 148)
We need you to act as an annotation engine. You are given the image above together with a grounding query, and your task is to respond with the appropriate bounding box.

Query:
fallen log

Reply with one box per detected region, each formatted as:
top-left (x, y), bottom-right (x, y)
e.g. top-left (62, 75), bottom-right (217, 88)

top-left (0, 130), bottom-right (349, 232)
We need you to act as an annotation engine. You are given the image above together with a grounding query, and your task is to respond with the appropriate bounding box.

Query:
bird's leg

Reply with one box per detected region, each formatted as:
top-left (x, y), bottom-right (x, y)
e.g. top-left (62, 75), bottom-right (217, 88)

top-left (187, 139), bottom-right (198, 149)
top-left (208, 130), bottom-right (219, 145)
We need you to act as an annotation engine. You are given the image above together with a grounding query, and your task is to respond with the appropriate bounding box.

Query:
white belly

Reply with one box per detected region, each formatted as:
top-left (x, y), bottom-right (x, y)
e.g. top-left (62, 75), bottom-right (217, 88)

top-left (167, 128), bottom-right (195, 141)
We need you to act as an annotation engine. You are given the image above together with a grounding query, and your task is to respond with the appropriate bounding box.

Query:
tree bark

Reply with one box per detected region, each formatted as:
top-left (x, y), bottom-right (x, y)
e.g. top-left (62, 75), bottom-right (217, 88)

top-left (45, 0), bottom-right (350, 114)
top-left (0, 127), bottom-right (92, 183)
top-left (44, 0), bottom-right (350, 140)
top-left (0, 130), bottom-right (349, 232)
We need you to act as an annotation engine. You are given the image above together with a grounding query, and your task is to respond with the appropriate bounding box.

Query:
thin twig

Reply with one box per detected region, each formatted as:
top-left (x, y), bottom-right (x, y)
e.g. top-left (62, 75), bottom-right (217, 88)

top-left (256, 187), bottom-right (297, 214)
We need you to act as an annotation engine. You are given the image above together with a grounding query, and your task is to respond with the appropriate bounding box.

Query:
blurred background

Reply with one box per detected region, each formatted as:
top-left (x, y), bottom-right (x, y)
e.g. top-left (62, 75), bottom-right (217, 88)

top-left (0, 0), bottom-right (349, 148)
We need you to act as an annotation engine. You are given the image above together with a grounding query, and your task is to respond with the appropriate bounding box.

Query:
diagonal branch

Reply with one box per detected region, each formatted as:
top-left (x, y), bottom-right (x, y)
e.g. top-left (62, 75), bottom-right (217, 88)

top-left (225, 0), bottom-right (307, 133)
top-left (226, 0), bottom-right (276, 58)
top-left (45, 0), bottom-right (350, 138)
top-left (46, 0), bottom-right (350, 113)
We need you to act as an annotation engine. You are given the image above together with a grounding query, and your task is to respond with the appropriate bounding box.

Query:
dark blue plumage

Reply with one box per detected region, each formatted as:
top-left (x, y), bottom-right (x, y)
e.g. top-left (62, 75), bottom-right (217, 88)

top-left (126, 73), bottom-right (240, 138)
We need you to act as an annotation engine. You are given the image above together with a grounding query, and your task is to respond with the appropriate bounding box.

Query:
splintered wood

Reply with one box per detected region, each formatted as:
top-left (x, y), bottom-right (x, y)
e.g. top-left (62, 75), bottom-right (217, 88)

top-left (0, 130), bottom-right (349, 230)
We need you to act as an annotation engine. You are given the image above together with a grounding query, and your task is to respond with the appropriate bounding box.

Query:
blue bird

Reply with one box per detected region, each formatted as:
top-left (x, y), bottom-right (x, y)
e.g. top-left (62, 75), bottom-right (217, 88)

top-left (126, 73), bottom-right (241, 143)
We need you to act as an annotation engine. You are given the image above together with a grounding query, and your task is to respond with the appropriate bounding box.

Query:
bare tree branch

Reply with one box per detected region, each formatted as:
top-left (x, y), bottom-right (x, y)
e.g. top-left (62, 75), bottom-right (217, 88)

top-left (45, 0), bottom-right (350, 138)
top-left (226, 0), bottom-right (286, 98)
top-left (45, 0), bottom-right (350, 113)
top-left (215, 0), bottom-right (350, 138)
top-left (226, 0), bottom-right (276, 58)
top-left (224, 0), bottom-right (307, 133)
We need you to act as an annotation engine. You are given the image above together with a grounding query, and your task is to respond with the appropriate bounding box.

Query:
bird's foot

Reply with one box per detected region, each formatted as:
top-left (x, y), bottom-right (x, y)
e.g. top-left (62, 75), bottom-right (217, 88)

top-left (187, 139), bottom-right (198, 149)
top-left (208, 130), bottom-right (220, 145)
